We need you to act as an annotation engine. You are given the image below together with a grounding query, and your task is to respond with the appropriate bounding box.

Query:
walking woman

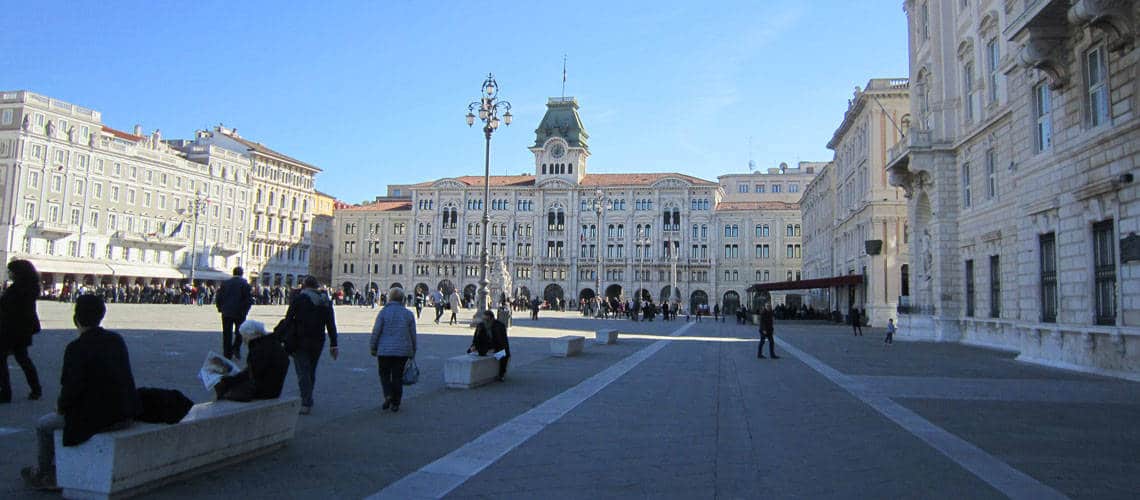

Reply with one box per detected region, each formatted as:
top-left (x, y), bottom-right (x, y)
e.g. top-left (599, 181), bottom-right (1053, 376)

top-left (370, 287), bottom-right (417, 412)
top-left (1, 260), bottom-right (44, 403)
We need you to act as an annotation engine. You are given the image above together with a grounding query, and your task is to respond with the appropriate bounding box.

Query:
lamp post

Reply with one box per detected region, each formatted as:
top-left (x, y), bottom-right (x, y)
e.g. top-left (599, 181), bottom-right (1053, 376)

top-left (466, 73), bottom-right (512, 324)
top-left (669, 237), bottom-right (680, 307)
top-left (178, 190), bottom-right (209, 285)
top-left (366, 226), bottom-right (378, 306)
top-left (592, 188), bottom-right (605, 316)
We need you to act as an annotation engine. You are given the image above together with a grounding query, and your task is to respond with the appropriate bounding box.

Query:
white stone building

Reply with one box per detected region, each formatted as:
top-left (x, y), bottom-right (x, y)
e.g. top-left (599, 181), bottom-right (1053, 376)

top-left (801, 78), bottom-right (910, 326)
top-left (886, 0), bottom-right (1140, 378)
top-left (0, 91), bottom-right (253, 290)
top-left (332, 97), bottom-right (816, 314)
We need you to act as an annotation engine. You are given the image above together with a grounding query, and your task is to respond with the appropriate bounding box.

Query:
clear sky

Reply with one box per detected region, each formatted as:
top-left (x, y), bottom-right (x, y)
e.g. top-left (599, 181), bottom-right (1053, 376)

top-left (5, 1), bottom-right (908, 204)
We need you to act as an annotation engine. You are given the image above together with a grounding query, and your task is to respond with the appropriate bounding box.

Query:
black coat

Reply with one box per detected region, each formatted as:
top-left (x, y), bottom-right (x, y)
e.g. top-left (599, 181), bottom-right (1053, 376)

top-left (218, 335), bottom-right (290, 401)
top-left (284, 289), bottom-right (338, 353)
top-left (0, 282), bottom-right (40, 350)
top-left (58, 327), bottom-right (142, 446)
top-left (216, 276), bottom-right (253, 319)
top-left (471, 320), bottom-right (509, 356)
top-left (759, 309), bottom-right (775, 335)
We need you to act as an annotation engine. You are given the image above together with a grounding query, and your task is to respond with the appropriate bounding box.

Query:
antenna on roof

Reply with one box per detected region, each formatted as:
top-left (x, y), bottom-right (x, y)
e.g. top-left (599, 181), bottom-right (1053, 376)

top-left (561, 54), bottom-right (567, 99)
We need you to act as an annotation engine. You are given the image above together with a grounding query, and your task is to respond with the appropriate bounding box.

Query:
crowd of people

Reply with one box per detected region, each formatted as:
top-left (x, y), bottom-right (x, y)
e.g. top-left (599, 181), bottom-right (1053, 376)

top-left (31, 281), bottom-right (304, 307)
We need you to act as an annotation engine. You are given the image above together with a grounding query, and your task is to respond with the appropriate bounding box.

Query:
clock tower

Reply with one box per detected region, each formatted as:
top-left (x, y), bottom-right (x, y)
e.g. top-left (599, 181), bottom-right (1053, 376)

top-left (530, 97), bottom-right (589, 184)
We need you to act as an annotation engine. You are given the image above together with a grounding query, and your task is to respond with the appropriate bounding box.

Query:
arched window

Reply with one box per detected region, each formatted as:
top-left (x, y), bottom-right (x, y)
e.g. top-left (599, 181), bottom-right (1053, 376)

top-left (542, 164), bottom-right (547, 174)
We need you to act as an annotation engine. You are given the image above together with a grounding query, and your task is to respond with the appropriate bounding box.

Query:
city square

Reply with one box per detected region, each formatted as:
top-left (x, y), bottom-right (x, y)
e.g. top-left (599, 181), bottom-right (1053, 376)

top-left (1, 302), bottom-right (1137, 498)
top-left (4, 0), bottom-right (1140, 498)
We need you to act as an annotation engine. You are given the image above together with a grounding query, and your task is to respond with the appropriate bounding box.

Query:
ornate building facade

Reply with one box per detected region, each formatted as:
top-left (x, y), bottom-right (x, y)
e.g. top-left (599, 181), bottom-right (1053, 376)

top-left (802, 78), bottom-right (910, 326)
top-left (0, 91), bottom-right (254, 288)
top-left (333, 97), bottom-right (816, 314)
top-left (886, 0), bottom-right (1139, 378)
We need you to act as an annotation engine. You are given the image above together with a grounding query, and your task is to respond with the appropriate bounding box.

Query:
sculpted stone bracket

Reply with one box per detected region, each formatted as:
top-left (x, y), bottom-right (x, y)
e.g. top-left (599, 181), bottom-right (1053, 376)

top-left (1069, 0), bottom-right (1136, 50)
top-left (1018, 25), bottom-right (1071, 89)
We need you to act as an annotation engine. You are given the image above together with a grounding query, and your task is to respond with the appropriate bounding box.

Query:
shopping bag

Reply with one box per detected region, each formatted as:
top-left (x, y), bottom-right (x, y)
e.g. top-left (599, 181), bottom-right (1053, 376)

top-left (402, 359), bottom-right (420, 385)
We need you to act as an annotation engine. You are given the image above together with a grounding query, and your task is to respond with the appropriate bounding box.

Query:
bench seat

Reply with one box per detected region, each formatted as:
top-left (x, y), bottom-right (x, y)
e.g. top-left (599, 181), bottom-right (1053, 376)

top-left (551, 335), bottom-right (585, 357)
top-left (595, 329), bottom-right (619, 345)
top-left (444, 354), bottom-right (499, 389)
top-left (55, 397), bottom-right (300, 500)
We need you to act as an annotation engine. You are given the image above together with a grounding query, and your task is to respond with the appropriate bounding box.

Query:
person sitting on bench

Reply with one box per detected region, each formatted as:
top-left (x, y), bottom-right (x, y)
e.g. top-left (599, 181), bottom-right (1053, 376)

top-left (214, 320), bottom-right (290, 402)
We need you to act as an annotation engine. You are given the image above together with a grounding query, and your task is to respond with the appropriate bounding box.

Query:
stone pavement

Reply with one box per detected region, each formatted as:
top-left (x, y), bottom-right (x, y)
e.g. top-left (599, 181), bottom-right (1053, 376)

top-left (1, 302), bottom-right (1137, 499)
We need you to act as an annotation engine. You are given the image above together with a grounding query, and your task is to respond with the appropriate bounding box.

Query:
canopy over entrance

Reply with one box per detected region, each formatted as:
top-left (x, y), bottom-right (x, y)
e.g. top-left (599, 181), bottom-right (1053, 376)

top-left (747, 274), bottom-right (863, 293)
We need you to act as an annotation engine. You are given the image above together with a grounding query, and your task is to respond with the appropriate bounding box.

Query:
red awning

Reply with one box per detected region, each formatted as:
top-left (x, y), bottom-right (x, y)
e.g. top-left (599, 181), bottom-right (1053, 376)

top-left (747, 274), bottom-right (863, 293)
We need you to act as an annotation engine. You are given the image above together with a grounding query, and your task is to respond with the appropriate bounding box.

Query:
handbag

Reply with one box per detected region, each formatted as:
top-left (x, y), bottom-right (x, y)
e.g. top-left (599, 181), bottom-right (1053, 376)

top-left (402, 359), bottom-right (419, 385)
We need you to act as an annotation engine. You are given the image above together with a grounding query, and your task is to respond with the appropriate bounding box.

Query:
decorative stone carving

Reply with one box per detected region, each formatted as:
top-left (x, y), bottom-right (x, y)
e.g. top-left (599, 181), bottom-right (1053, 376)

top-left (1018, 26), bottom-right (1070, 89)
top-left (1069, 0), bottom-right (1135, 50)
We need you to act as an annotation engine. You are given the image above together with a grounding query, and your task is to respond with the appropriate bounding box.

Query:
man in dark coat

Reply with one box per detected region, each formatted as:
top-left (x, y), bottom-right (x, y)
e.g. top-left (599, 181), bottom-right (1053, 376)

top-left (469, 310), bottom-right (511, 381)
top-left (1, 259), bottom-right (43, 403)
top-left (284, 276), bottom-right (338, 414)
top-left (22, 295), bottom-right (141, 491)
top-left (758, 303), bottom-right (780, 359)
top-left (216, 267), bottom-right (253, 360)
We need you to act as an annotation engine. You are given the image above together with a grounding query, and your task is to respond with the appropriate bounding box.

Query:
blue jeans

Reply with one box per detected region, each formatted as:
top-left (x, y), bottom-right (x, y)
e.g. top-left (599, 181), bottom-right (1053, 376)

top-left (292, 348), bottom-right (321, 407)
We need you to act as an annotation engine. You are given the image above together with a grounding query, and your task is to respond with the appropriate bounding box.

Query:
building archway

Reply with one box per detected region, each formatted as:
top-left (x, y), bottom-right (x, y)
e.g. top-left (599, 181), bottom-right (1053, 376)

top-left (690, 290), bottom-right (709, 312)
top-left (605, 284), bottom-right (623, 300)
top-left (517, 286), bottom-right (531, 300)
top-left (634, 288), bottom-right (651, 302)
top-left (341, 281), bottom-right (355, 297)
top-left (414, 282), bottom-right (430, 298)
top-left (389, 282), bottom-right (404, 291)
top-left (660, 285), bottom-right (680, 304)
top-left (437, 279), bottom-right (455, 295)
top-left (579, 288), bottom-right (596, 300)
top-left (544, 283), bottom-right (565, 307)
top-left (723, 290), bottom-right (741, 315)
top-left (463, 284), bottom-right (478, 305)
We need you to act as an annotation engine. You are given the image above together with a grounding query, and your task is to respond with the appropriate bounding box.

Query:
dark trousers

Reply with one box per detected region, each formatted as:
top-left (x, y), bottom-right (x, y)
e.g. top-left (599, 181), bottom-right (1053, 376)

top-left (758, 332), bottom-right (776, 357)
top-left (0, 346), bottom-right (41, 398)
top-left (853, 324), bottom-right (863, 336)
top-left (434, 306), bottom-right (444, 323)
top-left (292, 348), bottom-right (321, 407)
top-left (885, 331), bottom-right (894, 344)
top-left (377, 356), bottom-right (408, 404)
top-left (498, 354), bottom-right (510, 378)
top-left (221, 315), bottom-right (246, 358)
top-left (449, 308), bottom-right (458, 325)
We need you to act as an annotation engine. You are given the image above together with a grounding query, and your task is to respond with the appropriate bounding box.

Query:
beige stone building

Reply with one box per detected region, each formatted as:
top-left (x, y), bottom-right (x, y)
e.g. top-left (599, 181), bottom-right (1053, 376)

top-left (801, 78), bottom-right (910, 326)
top-left (308, 190), bottom-right (337, 286)
top-left (332, 97), bottom-right (815, 314)
top-left (0, 91), bottom-right (253, 289)
top-left (887, 0), bottom-right (1139, 378)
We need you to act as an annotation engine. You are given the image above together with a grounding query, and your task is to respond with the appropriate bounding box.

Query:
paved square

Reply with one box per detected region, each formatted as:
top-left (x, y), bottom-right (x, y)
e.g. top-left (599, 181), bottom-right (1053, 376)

top-left (1, 302), bottom-right (1137, 499)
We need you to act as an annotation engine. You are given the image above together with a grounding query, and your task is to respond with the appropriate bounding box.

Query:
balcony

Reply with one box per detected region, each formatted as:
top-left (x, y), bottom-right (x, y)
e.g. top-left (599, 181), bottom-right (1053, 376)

top-left (34, 220), bottom-right (77, 238)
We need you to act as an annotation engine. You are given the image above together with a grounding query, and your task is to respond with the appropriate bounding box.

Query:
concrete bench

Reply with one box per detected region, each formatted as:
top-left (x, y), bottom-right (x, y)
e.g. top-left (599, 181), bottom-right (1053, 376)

top-left (595, 329), bottom-right (619, 345)
top-left (550, 335), bottom-right (585, 357)
top-left (55, 397), bottom-right (301, 500)
top-left (444, 354), bottom-right (499, 389)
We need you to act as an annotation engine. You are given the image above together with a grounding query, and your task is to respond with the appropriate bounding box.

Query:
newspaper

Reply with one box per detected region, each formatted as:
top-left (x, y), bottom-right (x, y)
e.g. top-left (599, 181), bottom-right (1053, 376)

top-left (198, 351), bottom-right (240, 390)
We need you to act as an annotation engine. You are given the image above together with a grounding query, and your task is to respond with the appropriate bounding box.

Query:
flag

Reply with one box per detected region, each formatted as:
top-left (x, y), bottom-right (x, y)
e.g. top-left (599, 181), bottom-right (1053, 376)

top-left (169, 221), bottom-right (184, 237)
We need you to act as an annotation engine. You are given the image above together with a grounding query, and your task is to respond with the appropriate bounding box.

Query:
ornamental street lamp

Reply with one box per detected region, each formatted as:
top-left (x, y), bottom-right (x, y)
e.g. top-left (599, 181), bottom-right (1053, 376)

top-left (177, 190), bottom-right (209, 284)
top-left (637, 236), bottom-right (651, 305)
top-left (466, 73), bottom-right (512, 324)
top-left (591, 188), bottom-right (605, 316)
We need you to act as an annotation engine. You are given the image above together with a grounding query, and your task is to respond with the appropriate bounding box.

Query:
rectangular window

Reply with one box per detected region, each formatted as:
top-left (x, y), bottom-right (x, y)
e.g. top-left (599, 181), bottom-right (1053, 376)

top-left (1086, 46), bottom-right (1109, 127)
top-left (921, 2), bottom-right (929, 40)
top-left (985, 149), bottom-right (997, 199)
top-left (1034, 83), bottom-right (1052, 152)
top-left (963, 62), bottom-right (976, 123)
top-left (24, 202), bottom-right (35, 220)
top-left (756, 184), bottom-right (764, 193)
top-left (0, 109), bottom-right (12, 125)
top-left (1092, 220), bottom-right (1116, 325)
top-left (772, 184), bottom-right (781, 193)
top-left (737, 184), bottom-right (748, 193)
top-left (965, 259), bottom-right (975, 317)
top-left (27, 171), bottom-right (39, 189)
top-left (962, 163), bottom-right (971, 207)
top-left (1040, 233), bottom-right (1057, 323)
top-left (986, 39), bottom-right (1000, 104)
top-left (989, 255), bottom-right (1001, 318)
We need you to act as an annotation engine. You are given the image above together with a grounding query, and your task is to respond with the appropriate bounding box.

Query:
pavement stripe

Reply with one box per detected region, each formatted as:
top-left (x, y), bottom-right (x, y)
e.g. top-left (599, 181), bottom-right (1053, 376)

top-left (778, 338), bottom-right (1069, 500)
top-left (0, 427), bottom-right (25, 437)
top-left (367, 321), bottom-right (697, 500)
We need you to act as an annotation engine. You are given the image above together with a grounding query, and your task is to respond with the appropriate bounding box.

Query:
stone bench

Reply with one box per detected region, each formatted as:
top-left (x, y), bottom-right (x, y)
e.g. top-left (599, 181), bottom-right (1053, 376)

top-left (550, 335), bottom-right (585, 357)
top-left (444, 354), bottom-right (499, 389)
top-left (55, 397), bottom-right (301, 500)
top-left (595, 329), bottom-right (619, 345)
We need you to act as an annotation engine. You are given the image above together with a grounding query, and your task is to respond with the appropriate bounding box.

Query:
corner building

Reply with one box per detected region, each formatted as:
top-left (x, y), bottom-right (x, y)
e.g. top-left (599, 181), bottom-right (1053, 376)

top-left (333, 97), bottom-right (815, 313)
top-left (887, 0), bottom-right (1140, 378)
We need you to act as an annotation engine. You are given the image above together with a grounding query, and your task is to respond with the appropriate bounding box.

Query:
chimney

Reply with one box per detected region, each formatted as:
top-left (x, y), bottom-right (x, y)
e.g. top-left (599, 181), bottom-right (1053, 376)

top-left (133, 124), bottom-right (143, 136)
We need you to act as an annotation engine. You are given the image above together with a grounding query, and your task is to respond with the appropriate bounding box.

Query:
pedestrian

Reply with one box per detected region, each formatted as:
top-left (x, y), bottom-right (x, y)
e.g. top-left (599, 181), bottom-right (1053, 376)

top-left (713, 303), bottom-right (720, 322)
top-left (0, 259), bottom-right (43, 403)
top-left (758, 303), bottom-right (780, 359)
top-left (21, 295), bottom-right (141, 491)
top-left (414, 292), bottom-right (424, 319)
top-left (885, 318), bottom-right (896, 345)
top-left (284, 276), bottom-right (339, 415)
top-left (469, 310), bottom-right (510, 381)
top-left (213, 320), bottom-right (290, 401)
top-left (369, 287), bottom-right (417, 413)
top-left (215, 267), bottom-right (253, 361)
top-left (850, 306), bottom-right (863, 336)
top-left (432, 288), bottom-right (445, 324)
top-left (448, 289), bottom-right (461, 325)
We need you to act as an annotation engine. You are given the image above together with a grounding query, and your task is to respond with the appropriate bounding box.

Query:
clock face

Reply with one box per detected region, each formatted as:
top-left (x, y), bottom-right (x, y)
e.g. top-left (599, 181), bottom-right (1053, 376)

top-left (550, 143), bottom-right (566, 159)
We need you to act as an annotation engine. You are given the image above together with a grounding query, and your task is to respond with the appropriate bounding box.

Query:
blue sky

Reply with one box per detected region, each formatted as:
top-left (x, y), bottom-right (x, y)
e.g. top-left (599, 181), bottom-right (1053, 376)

top-left (5, 1), bottom-right (908, 204)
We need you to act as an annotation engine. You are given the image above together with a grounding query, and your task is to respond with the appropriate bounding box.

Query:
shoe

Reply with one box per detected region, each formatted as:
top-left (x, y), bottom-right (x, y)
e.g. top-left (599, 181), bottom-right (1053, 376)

top-left (299, 406), bottom-right (312, 415)
top-left (390, 403), bottom-right (399, 413)
top-left (771, 355), bottom-right (781, 359)
top-left (21, 466), bottom-right (60, 492)
top-left (382, 399), bottom-right (391, 410)
top-left (757, 354), bottom-right (766, 359)
top-left (495, 375), bottom-right (504, 382)
top-left (28, 390), bottom-right (42, 401)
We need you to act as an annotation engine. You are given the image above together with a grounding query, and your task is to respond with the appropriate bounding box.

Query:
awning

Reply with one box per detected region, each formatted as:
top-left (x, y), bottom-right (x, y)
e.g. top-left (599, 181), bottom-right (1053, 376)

top-left (107, 264), bottom-right (184, 280)
top-left (747, 274), bottom-right (863, 293)
top-left (182, 269), bottom-right (233, 281)
top-left (28, 259), bottom-right (114, 276)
